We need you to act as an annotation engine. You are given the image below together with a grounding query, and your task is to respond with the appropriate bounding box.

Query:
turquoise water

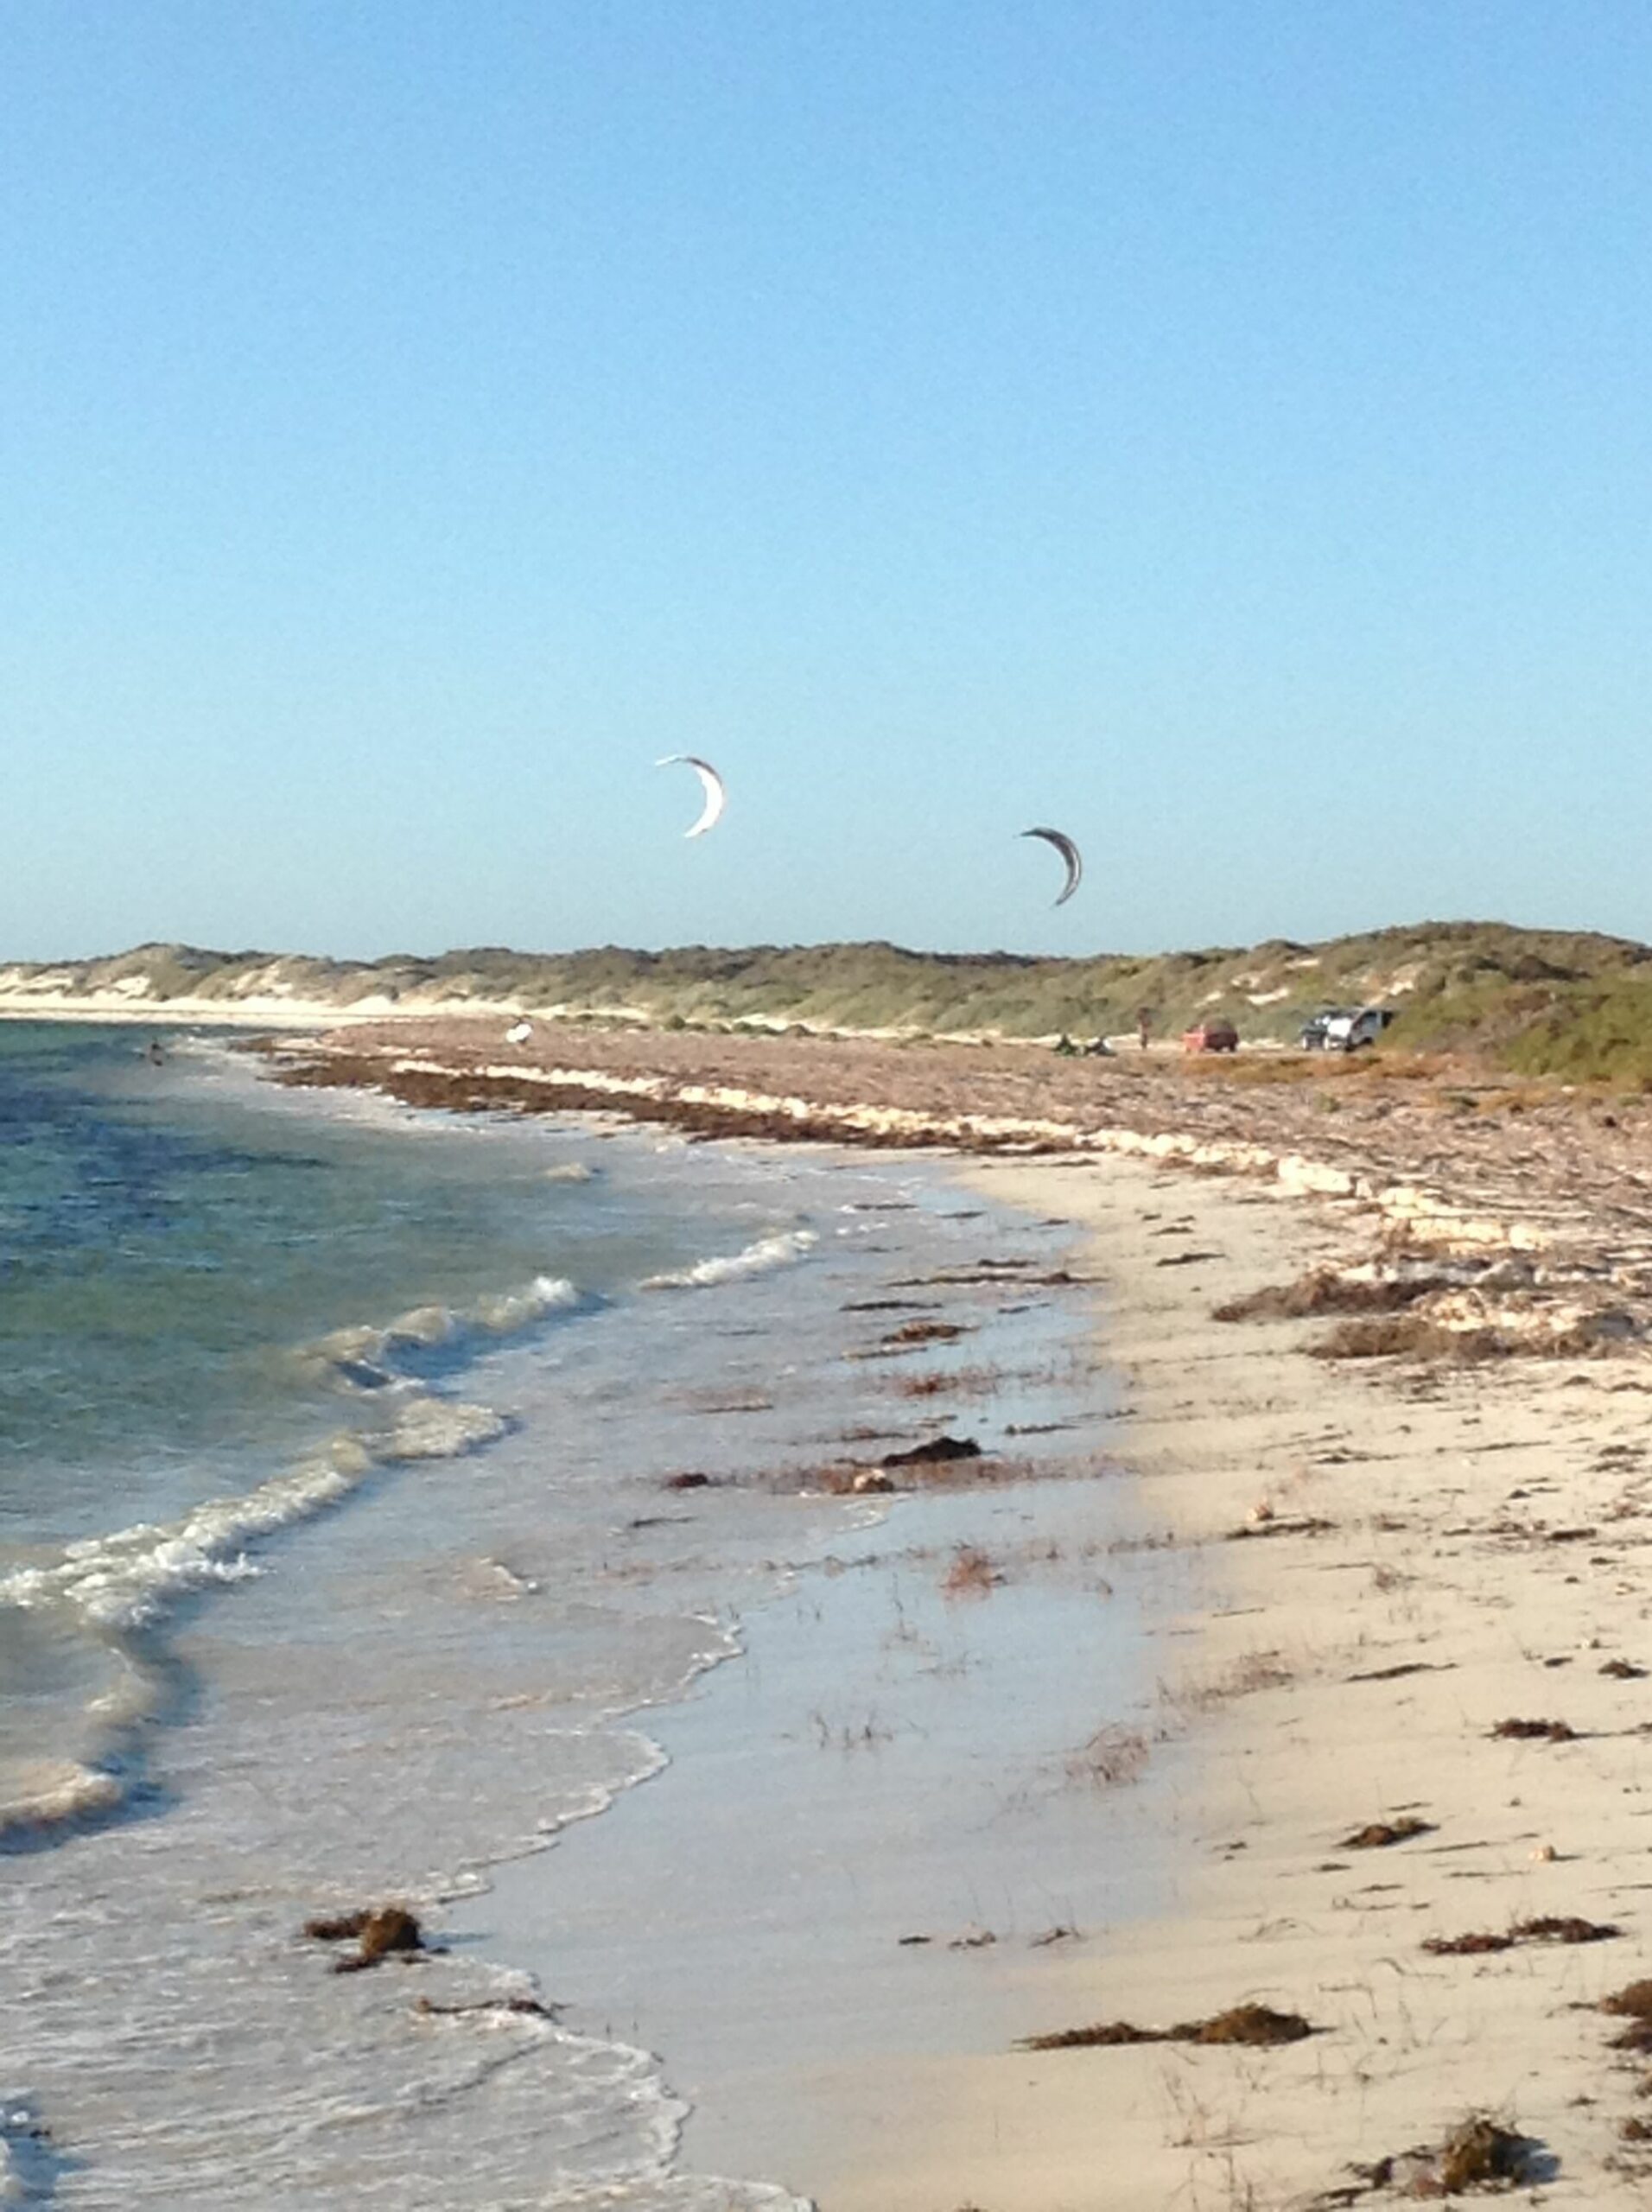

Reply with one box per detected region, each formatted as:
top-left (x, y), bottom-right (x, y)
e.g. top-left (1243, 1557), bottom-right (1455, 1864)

top-left (0, 1026), bottom-right (1131, 2209)
top-left (0, 1024), bottom-right (689, 1524)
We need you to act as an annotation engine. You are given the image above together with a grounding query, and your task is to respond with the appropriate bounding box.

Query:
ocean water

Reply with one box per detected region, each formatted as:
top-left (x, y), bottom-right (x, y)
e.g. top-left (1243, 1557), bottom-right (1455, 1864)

top-left (0, 1023), bottom-right (1128, 2209)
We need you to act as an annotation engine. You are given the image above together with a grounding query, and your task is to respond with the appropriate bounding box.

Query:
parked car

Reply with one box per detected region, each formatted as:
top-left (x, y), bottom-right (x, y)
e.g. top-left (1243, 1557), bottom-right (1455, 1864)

top-left (1181, 1018), bottom-right (1239, 1053)
top-left (1302, 1006), bottom-right (1395, 1052)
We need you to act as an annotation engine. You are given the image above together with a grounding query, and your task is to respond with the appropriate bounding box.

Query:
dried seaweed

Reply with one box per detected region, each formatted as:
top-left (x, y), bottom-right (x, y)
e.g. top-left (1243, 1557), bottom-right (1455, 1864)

top-left (882, 1434), bottom-right (982, 1466)
top-left (302, 1904), bottom-right (424, 1973)
top-left (1424, 1916), bottom-right (1617, 1956)
top-left (1338, 1816), bottom-right (1435, 1849)
top-left (1018, 2002), bottom-right (1312, 2052)
top-left (1214, 1271), bottom-right (1445, 1324)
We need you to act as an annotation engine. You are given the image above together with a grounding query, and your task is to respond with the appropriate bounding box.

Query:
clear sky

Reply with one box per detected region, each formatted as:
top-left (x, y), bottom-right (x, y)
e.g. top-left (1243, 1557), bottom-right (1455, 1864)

top-left (3, 2), bottom-right (1650, 962)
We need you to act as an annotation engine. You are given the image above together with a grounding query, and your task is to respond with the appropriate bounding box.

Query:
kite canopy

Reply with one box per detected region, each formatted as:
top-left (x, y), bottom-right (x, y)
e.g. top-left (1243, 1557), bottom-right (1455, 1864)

top-left (1020, 826), bottom-right (1083, 906)
top-left (657, 754), bottom-right (727, 838)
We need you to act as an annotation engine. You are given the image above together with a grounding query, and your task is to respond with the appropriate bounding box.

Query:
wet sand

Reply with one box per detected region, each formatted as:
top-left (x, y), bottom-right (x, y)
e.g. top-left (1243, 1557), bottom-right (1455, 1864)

top-left (835, 1149), bottom-right (1652, 2211)
top-left (265, 1020), bottom-right (1652, 2205)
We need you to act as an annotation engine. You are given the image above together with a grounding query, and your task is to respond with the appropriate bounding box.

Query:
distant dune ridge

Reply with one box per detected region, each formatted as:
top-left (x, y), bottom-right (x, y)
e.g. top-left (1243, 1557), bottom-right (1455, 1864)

top-left (4, 923), bottom-right (1652, 1076)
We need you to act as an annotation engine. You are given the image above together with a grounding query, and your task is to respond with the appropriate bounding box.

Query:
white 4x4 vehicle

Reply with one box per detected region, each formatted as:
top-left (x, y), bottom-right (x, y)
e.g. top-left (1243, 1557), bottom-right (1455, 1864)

top-left (1312, 1007), bottom-right (1394, 1052)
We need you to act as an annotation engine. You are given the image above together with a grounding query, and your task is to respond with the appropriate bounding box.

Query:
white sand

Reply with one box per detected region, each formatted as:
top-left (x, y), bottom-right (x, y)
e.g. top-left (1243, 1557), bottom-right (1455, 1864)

top-left (806, 1152), bottom-right (1652, 2210)
top-left (457, 1136), bottom-right (1652, 2207)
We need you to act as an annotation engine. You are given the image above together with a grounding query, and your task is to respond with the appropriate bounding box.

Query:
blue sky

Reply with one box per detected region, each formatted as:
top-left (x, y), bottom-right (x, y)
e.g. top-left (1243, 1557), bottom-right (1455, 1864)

top-left (3, 2), bottom-right (1650, 960)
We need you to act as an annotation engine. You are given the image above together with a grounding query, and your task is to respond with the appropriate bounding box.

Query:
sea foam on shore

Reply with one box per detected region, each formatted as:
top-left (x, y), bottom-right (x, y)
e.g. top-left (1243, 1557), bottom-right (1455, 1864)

top-left (3, 1025), bottom-right (1136, 2209)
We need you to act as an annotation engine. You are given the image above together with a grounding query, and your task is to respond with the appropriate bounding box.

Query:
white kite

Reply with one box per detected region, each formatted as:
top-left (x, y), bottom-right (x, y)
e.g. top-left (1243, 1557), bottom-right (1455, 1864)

top-left (1020, 826), bottom-right (1083, 907)
top-left (657, 754), bottom-right (726, 838)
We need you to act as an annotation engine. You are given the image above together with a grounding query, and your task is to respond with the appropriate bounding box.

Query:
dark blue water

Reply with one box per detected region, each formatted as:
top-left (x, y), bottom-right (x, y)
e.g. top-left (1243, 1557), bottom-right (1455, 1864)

top-left (0, 1026), bottom-right (709, 1529)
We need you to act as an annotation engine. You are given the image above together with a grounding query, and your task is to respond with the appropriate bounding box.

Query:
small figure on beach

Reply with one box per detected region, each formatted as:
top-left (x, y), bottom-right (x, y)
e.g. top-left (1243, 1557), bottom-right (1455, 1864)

top-left (1136, 1005), bottom-right (1154, 1051)
top-left (145, 1039), bottom-right (165, 1066)
top-left (505, 1020), bottom-right (532, 1045)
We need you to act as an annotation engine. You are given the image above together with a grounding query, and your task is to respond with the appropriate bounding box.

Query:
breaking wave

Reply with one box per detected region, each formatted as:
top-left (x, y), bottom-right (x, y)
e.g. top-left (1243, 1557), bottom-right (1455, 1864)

top-left (639, 1229), bottom-right (816, 1292)
top-left (306, 1274), bottom-right (584, 1388)
top-left (0, 1393), bottom-right (507, 1841)
top-left (0, 1400), bottom-right (505, 1637)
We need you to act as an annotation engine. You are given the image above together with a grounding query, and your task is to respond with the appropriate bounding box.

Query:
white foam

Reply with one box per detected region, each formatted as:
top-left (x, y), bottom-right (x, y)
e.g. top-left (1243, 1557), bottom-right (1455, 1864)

top-left (0, 1396), bottom-right (505, 1634)
top-left (308, 1274), bottom-right (581, 1382)
top-left (639, 1229), bottom-right (817, 1292)
top-left (473, 1274), bottom-right (581, 1332)
top-left (0, 1757), bottom-right (124, 1840)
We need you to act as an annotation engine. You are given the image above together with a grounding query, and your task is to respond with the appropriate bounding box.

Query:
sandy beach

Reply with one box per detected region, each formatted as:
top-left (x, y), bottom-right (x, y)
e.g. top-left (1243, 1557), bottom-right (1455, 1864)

top-left (825, 1147), bottom-right (1652, 2210)
top-left (253, 1019), bottom-right (1652, 2207)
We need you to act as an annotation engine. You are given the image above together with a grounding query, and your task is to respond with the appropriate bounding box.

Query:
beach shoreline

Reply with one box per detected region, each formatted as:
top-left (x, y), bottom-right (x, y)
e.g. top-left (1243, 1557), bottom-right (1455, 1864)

top-left (820, 1147), bottom-right (1652, 2210)
top-left (238, 1016), bottom-right (1652, 2205)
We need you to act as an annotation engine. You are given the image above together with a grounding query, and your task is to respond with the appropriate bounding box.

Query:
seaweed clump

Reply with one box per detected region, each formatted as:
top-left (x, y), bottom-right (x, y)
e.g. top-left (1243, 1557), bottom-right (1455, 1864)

top-left (1214, 1271), bottom-right (1445, 1324)
top-left (302, 1904), bottom-right (424, 1973)
top-left (1438, 2116), bottom-right (1531, 2190)
top-left (1338, 1815), bottom-right (1435, 1849)
top-left (1603, 1980), bottom-right (1652, 2051)
top-left (1424, 1916), bottom-right (1618, 1956)
top-left (1352, 2114), bottom-right (1537, 2195)
top-left (1310, 1315), bottom-right (1503, 1362)
top-left (1018, 2002), bottom-right (1312, 2052)
top-left (882, 1434), bottom-right (982, 1467)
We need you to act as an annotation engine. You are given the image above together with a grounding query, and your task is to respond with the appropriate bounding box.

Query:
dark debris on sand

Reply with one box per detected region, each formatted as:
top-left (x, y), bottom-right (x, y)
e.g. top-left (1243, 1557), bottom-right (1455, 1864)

top-left (1214, 1271), bottom-right (1449, 1324)
top-left (1365, 2114), bottom-right (1538, 2196)
top-left (1338, 1816), bottom-right (1436, 1849)
top-left (302, 1904), bottom-right (425, 1973)
top-left (1602, 1980), bottom-right (1652, 2051)
top-left (881, 1433), bottom-right (982, 1467)
top-left (1018, 2001), bottom-right (1313, 2051)
top-left (1306, 2114), bottom-right (1546, 2204)
top-left (1423, 1916), bottom-right (1619, 1956)
top-left (414, 1993), bottom-right (559, 2021)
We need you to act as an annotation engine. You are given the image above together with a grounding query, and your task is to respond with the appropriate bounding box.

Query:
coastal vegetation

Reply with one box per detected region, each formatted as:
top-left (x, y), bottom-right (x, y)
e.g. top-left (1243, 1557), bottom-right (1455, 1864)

top-left (8, 919), bottom-right (1652, 1078)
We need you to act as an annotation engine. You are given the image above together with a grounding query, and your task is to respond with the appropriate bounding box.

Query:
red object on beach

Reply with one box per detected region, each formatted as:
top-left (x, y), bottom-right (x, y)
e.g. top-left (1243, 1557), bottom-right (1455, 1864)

top-left (1181, 1020), bottom-right (1239, 1053)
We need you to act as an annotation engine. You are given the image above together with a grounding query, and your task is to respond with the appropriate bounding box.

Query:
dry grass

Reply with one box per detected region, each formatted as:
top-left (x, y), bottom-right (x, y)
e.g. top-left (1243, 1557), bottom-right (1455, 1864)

top-left (1227, 1650), bottom-right (1295, 1696)
top-left (1067, 1724), bottom-right (1150, 1788)
top-left (1172, 1649), bottom-right (1296, 1716)
top-left (942, 1545), bottom-right (1004, 1598)
top-left (888, 1362), bottom-right (1008, 1399)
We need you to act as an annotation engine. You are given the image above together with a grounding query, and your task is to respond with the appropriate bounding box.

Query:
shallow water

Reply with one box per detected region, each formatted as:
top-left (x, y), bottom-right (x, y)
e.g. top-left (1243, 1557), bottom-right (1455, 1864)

top-left (0, 1025), bottom-right (1136, 2207)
